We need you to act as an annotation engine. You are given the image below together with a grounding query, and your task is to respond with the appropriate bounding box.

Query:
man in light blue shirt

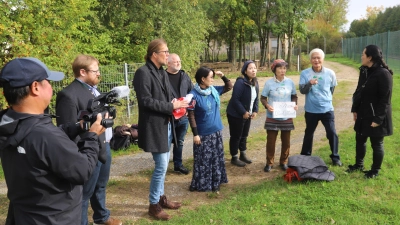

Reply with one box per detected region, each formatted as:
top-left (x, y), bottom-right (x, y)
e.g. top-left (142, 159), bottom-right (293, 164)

top-left (299, 48), bottom-right (342, 166)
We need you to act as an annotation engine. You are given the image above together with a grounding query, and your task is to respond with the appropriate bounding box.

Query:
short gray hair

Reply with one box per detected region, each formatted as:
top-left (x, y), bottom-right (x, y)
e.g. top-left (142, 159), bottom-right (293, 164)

top-left (168, 53), bottom-right (179, 63)
top-left (309, 48), bottom-right (325, 60)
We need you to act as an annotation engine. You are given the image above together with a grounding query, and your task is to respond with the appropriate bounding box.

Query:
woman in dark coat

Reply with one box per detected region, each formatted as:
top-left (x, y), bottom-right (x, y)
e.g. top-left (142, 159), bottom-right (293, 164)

top-left (347, 45), bottom-right (393, 179)
top-left (226, 60), bottom-right (259, 167)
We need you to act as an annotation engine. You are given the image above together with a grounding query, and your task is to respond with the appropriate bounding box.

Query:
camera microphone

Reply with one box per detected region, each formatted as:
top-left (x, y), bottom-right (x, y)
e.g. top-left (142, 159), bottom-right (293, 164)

top-left (111, 86), bottom-right (130, 98)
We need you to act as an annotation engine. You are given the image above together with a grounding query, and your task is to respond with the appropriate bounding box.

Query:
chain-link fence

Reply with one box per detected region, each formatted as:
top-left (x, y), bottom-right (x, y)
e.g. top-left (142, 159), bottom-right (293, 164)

top-left (50, 63), bottom-right (144, 125)
top-left (342, 30), bottom-right (400, 74)
top-left (203, 47), bottom-right (303, 72)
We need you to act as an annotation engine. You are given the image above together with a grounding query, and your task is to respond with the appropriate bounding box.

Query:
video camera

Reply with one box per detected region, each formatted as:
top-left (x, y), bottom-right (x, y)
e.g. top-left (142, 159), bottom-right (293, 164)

top-left (78, 86), bottom-right (130, 130)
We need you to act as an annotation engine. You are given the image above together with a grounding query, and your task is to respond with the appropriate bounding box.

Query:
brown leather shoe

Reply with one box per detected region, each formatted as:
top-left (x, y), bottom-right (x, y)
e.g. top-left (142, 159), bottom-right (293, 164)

top-left (159, 195), bottom-right (182, 209)
top-left (148, 203), bottom-right (171, 220)
top-left (94, 217), bottom-right (122, 225)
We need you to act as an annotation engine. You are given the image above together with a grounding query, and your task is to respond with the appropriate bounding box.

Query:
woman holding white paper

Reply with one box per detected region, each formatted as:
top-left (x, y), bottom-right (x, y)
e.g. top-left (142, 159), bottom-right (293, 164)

top-left (260, 59), bottom-right (298, 172)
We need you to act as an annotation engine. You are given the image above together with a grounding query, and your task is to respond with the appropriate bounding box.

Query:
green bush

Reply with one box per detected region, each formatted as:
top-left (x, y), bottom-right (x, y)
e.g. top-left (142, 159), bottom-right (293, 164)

top-left (299, 53), bottom-right (311, 70)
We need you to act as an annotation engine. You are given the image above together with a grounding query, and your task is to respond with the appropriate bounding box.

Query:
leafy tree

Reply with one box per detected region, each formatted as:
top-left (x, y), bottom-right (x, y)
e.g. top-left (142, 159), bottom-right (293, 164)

top-left (215, 0), bottom-right (241, 65)
top-left (96, 0), bottom-right (212, 72)
top-left (365, 6), bottom-right (384, 19)
top-left (304, 0), bottom-right (349, 54)
top-left (196, 0), bottom-right (224, 62)
top-left (0, 0), bottom-right (112, 69)
top-left (276, 0), bottom-right (325, 68)
top-left (374, 6), bottom-right (400, 33)
top-left (248, 0), bottom-right (276, 67)
top-left (160, 0), bottom-right (212, 72)
top-left (349, 19), bottom-right (370, 37)
top-left (234, 1), bottom-right (257, 69)
top-left (0, 0), bottom-right (111, 109)
top-left (345, 5), bottom-right (400, 37)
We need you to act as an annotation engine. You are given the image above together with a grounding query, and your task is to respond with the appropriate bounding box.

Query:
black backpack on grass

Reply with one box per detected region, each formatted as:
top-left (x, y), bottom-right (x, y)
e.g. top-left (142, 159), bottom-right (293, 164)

top-left (110, 124), bottom-right (138, 150)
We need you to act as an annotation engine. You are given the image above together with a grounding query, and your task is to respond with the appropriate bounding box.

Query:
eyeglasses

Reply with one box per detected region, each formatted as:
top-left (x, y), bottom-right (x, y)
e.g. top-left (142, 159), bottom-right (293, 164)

top-left (156, 50), bottom-right (170, 54)
top-left (85, 69), bottom-right (100, 74)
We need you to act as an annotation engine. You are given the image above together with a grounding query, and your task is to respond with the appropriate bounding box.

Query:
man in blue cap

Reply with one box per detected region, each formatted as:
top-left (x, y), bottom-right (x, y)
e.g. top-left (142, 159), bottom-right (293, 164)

top-left (0, 57), bottom-right (106, 225)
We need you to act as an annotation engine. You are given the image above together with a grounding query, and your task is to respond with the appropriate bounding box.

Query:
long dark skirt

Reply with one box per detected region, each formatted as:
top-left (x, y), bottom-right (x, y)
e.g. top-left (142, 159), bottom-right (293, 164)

top-left (190, 130), bottom-right (228, 191)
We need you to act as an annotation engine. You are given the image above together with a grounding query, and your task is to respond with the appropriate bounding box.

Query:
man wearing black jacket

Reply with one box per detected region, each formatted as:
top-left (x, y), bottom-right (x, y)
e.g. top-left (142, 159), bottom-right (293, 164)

top-left (56, 55), bottom-right (121, 225)
top-left (0, 57), bottom-right (106, 225)
top-left (133, 39), bottom-right (188, 220)
top-left (166, 53), bottom-right (193, 175)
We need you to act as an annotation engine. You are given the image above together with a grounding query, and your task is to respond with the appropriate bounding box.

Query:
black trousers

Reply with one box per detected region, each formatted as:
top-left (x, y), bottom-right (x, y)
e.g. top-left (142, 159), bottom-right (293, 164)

top-left (355, 133), bottom-right (384, 172)
top-left (227, 114), bottom-right (251, 157)
top-left (301, 111), bottom-right (340, 162)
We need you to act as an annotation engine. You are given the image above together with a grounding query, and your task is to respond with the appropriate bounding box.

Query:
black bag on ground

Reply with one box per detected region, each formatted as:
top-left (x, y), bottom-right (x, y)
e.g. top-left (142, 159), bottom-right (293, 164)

top-left (110, 124), bottom-right (138, 150)
top-left (286, 155), bottom-right (335, 182)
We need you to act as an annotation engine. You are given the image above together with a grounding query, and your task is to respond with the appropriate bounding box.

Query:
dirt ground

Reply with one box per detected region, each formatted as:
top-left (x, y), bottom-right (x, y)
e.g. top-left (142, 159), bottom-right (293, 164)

top-left (0, 61), bottom-right (359, 224)
top-left (100, 61), bottom-right (359, 224)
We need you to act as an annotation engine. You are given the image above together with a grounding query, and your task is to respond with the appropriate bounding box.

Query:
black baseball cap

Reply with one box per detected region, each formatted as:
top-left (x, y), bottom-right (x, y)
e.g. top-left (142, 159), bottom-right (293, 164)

top-left (0, 57), bottom-right (64, 87)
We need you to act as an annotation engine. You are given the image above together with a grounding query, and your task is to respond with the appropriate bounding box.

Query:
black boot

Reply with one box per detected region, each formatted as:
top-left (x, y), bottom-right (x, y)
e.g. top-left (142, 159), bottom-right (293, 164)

top-left (345, 164), bottom-right (364, 173)
top-left (231, 156), bottom-right (246, 167)
top-left (364, 170), bottom-right (379, 179)
top-left (239, 151), bottom-right (252, 164)
top-left (264, 165), bottom-right (272, 172)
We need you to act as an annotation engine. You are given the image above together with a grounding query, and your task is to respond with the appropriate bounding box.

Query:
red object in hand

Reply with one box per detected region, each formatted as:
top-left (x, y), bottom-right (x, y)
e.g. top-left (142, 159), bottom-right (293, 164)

top-left (173, 108), bottom-right (186, 120)
top-left (172, 97), bottom-right (196, 119)
top-left (187, 99), bottom-right (196, 109)
top-left (172, 97), bottom-right (187, 120)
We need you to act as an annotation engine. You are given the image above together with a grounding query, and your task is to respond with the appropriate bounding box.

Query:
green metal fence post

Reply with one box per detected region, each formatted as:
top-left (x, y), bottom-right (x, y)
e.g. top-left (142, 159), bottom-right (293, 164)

top-left (386, 31), bottom-right (390, 63)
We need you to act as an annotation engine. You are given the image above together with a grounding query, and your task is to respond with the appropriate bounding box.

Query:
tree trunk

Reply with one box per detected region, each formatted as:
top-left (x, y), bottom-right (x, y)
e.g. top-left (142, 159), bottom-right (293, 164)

top-left (228, 40), bottom-right (232, 63)
top-left (237, 24), bottom-right (244, 71)
top-left (260, 39), bottom-right (266, 67)
top-left (276, 34), bottom-right (280, 60)
top-left (265, 30), bottom-right (270, 68)
top-left (232, 41), bottom-right (236, 67)
top-left (287, 32), bottom-right (294, 69)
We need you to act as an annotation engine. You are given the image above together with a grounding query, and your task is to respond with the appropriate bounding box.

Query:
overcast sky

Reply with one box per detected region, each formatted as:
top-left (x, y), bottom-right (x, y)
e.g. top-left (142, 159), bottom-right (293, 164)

top-left (345, 0), bottom-right (400, 31)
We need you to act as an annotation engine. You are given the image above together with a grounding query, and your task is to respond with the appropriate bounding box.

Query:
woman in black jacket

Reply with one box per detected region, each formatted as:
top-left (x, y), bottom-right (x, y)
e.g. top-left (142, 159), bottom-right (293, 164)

top-left (226, 60), bottom-right (259, 167)
top-left (347, 45), bottom-right (393, 178)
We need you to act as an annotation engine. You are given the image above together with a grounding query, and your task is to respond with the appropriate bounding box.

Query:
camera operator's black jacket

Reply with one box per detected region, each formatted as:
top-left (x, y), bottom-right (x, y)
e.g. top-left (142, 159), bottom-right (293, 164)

top-left (0, 108), bottom-right (100, 225)
top-left (56, 79), bottom-right (107, 163)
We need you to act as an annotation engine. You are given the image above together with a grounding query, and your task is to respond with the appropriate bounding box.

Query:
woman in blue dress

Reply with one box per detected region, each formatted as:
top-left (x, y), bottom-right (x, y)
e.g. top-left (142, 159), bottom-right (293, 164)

top-left (187, 67), bottom-right (232, 192)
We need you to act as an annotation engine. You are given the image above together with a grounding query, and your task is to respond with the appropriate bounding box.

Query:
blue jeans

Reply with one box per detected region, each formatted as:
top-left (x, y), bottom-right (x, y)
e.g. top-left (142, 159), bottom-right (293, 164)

top-left (172, 117), bottom-right (189, 168)
top-left (301, 111), bottom-right (340, 162)
top-left (81, 143), bottom-right (111, 225)
top-left (149, 123), bottom-right (172, 204)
